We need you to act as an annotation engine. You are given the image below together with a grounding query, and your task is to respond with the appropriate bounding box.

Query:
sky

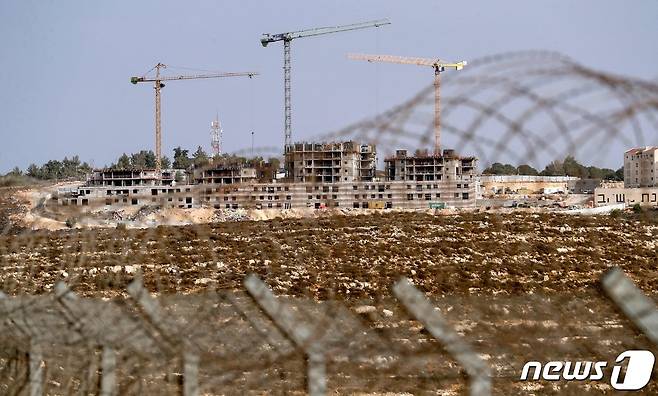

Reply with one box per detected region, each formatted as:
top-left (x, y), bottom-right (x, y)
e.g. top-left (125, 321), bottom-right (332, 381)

top-left (1, 0), bottom-right (657, 173)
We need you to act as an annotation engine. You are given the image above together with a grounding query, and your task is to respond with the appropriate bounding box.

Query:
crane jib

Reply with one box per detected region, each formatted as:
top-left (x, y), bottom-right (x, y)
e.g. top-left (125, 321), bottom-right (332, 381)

top-left (260, 18), bottom-right (391, 155)
top-left (260, 18), bottom-right (391, 44)
top-left (130, 63), bottom-right (259, 172)
top-left (130, 73), bottom-right (258, 84)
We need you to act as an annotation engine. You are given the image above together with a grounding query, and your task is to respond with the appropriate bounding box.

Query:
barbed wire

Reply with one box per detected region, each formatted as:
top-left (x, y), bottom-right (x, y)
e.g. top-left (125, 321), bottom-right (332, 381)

top-left (308, 50), bottom-right (658, 168)
top-left (1, 50), bottom-right (658, 394)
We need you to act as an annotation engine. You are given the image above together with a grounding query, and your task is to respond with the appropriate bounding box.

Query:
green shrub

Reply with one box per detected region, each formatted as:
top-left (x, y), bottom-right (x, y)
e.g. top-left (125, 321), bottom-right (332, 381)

top-left (0, 174), bottom-right (36, 187)
top-left (65, 217), bottom-right (77, 228)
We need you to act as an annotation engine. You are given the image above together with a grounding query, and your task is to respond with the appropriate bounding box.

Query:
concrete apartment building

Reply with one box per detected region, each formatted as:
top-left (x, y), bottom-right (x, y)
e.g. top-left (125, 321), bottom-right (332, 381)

top-left (192, 165), bottom-right (257, 185)
top-left (284, 141), bottom-right (377, 183)
top-left (60, 180), bottom-right (476, 210)
top-left (57, 141), bottom-right (479, 210)
top-left (594, 146), bottom-right (658, 207)
top-left (384, 149), bottom-right (477, 183)
top-left (624, 146), bottom-right (658, 187)
top-left (479, 175), bottom-right (578, 195)
top-left (86, 169), bottom-right (178, 187)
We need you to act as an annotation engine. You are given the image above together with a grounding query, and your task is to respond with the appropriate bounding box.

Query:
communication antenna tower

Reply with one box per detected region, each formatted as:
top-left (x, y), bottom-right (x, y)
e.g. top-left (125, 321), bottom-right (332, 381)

top-left (211, 113), bottom-right (222, 156)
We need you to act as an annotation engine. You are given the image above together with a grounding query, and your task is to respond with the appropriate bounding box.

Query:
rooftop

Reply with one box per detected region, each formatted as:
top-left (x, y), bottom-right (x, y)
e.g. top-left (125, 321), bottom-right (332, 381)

top-left (625, 146), bottom-right (658, 155)
top-left (385, 148), bottom-right (477, 161)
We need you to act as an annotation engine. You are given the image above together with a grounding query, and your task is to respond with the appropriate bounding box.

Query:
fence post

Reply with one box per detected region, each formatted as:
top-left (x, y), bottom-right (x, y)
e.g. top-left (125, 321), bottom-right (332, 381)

top-left (183, 349), bottom-right (200, 396)
top-left (307, 351), bottom-right (326, 396)
top-left (100, 346), bottom-right (117, 396)
top-left (393, 278), bottom-right (491, 396)
top-left (53, 282), bottom-right (84, 342)
top-left (126, 277), bottom-right (199, 396)
top-left (0, 291), bottom-right (31, 339)
top-left (1, 292), bottom-right (45, 395)
top-left (601, 267), bottom-right (658, 346)
top-left (54, 282), bottom-right (118, 396)
top-left (244, 274), bottom-right (326, 396)
top-left (28, 341), bottom-right (44, 396)
top-left (224, 293), bottom-right (295, 355)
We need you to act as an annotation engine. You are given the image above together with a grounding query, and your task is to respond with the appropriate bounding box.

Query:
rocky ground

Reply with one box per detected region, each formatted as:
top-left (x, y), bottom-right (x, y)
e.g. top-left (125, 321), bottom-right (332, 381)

top-left (0, 187), bottom-right (28, 234)
top-left (1, 210), bottom-right (656, 298)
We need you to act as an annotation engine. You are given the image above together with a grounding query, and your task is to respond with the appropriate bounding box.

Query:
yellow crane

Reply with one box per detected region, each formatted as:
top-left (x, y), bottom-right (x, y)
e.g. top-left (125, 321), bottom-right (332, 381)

top-left (347, 53), bottom-right (466, 155)
top-left (131, 63), bottom-right (258, 171)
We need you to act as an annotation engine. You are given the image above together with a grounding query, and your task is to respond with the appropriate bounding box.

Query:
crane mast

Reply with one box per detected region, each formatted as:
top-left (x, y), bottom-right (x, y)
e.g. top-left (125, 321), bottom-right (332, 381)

top-left (131, 65), bottom-right (258, 172)
top-left (154, 63), bottom-right (165, 171)
top-left (347, 53), bottom-right (466, 155)
top-left (260, 19), bottom-right (391, 157)
top-left (284, 39), bottom-right (291, 149)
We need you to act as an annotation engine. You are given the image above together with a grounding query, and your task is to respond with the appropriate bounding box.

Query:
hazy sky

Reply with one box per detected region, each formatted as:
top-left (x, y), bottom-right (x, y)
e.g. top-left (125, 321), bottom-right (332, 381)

top-left (1, 0), bottom-right (657, 173)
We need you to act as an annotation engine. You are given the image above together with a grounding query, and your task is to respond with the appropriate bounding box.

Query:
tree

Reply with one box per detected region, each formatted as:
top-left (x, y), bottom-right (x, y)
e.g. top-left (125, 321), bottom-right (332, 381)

top-left (18, 156), bottom-right (90, 180)
top-left (130, 152), bottom-right (145, 169)
top-left (516, 164), bottom-right (538, 176)
top-left (540, 159), bottom-right (564, 176)
top-left (26, 164), bottom-right (40, 178)
top-left (173, 147), bottom-right (191, 169)
top-left (8, 166), bottom-right (22, 176)
top-left (61, 155), bottom-right (83, 178)
top-left (562, 156), bottom-right (588, 178)
top-left (41, 160), bottom-right (63, 179)
top-left (268, 157), bottom-right (281, 170)
top-left (115, 153), bottom-right (131, 169)
top-left (192, 146), bottom-right (210, 167)
top-left (587, 166), bottom-right (616, 180)
top-left (144, 151), bottom-right (156, 168)
top-left (79, 161), bottom-right (92, 175)
top-left (614, 167), bottom-right (624, 181)
top-left (130, 150), bottom-right (155, 169)
top-left (483, 162), bottom-right (517, 175)
top-left (160, 156), bottom-right (171, 169)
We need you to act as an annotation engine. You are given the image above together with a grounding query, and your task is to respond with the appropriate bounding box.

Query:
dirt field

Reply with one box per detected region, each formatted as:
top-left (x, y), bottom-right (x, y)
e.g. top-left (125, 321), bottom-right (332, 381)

top-left (0, 187), bottom-right (28, 234)
top-left (1, 209), bottom-right (656, 299)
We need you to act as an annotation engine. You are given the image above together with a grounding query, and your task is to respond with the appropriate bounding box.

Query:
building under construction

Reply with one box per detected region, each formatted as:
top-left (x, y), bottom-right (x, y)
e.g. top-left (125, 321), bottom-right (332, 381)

top-left (85, 169), bottom-right (178, 187)
top-left (62, 177), bottom-right (476, 211)
top-left (192, 166), bottom-right (257, 185)
top-left (284, 141), bottom-right (377, 183)
top-left (102, 20), bottom-right (481, 212)
top-left (384, 149), bottom-right (477, 182)
top-left (57, 141), bottom-right (478, 210)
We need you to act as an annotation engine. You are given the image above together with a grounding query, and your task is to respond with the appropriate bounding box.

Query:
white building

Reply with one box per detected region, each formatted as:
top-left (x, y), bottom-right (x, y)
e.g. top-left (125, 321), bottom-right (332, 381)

top-left (594, 146), bottom-right (658, 208)
top-left (624, 146), bottom-right (658, 188)
top-left (594, 186), bottom-right (658, 207)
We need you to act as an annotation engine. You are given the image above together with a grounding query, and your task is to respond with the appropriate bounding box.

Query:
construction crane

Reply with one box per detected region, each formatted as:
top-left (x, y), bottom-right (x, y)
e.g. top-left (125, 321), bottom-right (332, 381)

top-left (260, 19), bottom-right (390, 152)
top-left (347, 53), bottom-right (467, 155)
top-left (131, 63), bottom-right (258, 171)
